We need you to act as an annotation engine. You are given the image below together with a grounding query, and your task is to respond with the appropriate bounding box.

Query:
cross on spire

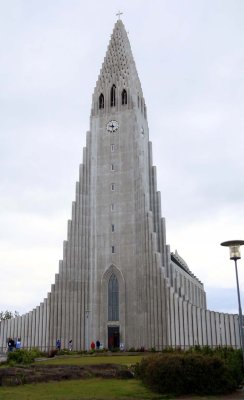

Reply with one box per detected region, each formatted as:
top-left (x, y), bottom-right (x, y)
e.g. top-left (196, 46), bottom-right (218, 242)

top-left (116, 10), bottom-right (123, 20)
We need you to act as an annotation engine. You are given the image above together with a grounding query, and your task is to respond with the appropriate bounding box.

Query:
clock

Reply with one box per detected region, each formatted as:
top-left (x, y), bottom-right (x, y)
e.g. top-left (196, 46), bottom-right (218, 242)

top-left (107, 120), bottom-right (119, 132)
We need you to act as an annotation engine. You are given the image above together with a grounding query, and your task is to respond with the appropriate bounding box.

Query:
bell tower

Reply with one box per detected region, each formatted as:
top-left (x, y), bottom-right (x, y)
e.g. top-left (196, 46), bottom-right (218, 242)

top-left (86, 19), bottom-right (168, 349)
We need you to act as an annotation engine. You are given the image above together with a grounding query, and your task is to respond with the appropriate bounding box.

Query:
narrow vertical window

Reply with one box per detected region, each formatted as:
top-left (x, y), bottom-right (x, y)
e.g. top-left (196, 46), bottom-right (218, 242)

top-left (108, 273), bottom-right (119, 321)
top-left (111, 183), bottom-right (115, 191)
top-left (144, 105), bottom-right (147, 119)
top-left (137, 95), bottom-right (140, 108)
top-left (111, 203), bottom-right (114, 211)
top-left (111, 164), bottom-right (114, 171)
top-left (110, 84), bottom-right (116, 107)
top-left (121, 89), bottom-right (127, 105)
top-left (111, 245), bottom-right (115, 253)
top-left (111, 224), bottom-right (115, 232)
top-left (99, 93), bottom-right (104, 109)
top-left (111, 144), bottom-right (115, 152)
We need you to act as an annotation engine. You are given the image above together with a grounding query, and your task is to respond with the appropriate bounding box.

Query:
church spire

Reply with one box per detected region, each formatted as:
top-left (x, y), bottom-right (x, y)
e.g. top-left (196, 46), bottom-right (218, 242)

top-left (92, 19), bottom-right (146, 116)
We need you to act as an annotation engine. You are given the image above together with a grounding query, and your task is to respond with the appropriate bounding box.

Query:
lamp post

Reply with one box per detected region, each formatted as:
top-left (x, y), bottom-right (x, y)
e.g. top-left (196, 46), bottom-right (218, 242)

top-left (221, 240), bottom-right (244, 367)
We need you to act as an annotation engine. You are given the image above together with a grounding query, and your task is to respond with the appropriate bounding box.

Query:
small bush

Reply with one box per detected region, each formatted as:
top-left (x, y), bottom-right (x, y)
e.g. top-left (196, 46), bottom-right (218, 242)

top-left (48, 349), bottom-right (58, 358)
top-left (7, 349), bottom-right (42, 365)
top-left (110, 347), bottom-right (119, 352)
top-left (149, 347), bottom-right (156, 353)
top-left (135, 352), bottom-right (242, 395)
top-left (136, 346), bottom-right (145, 352)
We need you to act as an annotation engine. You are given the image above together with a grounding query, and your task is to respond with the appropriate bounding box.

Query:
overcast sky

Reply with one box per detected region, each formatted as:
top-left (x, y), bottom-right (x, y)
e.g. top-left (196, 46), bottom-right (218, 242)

top-left (0, 0), bottom-right (244, 316)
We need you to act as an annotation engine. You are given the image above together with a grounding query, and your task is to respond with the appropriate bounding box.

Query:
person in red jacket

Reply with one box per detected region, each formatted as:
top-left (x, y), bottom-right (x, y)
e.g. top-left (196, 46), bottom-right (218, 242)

top-left (90, 341), bottom-right (95, 350)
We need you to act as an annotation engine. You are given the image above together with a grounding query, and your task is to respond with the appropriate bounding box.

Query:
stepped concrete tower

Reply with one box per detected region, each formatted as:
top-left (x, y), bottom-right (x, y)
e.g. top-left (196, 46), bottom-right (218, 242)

top-left (0, 19), bottom-right (241, 351)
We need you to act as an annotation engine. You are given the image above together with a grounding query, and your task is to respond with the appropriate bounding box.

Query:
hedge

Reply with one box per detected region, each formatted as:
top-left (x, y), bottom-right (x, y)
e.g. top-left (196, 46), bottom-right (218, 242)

top-left (135, 349), bottom-right (243, 395)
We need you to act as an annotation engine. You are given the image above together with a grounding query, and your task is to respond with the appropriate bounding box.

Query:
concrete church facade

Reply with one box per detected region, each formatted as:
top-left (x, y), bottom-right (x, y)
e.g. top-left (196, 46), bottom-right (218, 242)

top-left (0, 19), bottom-right (241, 351)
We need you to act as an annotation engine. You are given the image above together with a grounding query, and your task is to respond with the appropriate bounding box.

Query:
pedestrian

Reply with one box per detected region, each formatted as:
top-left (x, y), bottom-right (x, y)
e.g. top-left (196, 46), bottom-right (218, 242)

top-left (56, 339), bottom-right (61, 351)
top-left (68, 339), bottom-right (73, 351)
top-left (96, 340), bottom-right (100, 350)
top-left (16, 338), bottom-right (21, 349)
top-left (90, 341), bottom-right (95, 350)
top-left (7, 338), bottom-right (13, 352)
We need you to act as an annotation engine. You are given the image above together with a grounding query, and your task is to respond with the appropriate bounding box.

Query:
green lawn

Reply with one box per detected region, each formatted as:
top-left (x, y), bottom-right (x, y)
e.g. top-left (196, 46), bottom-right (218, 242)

top-left (36, 354), bottom-right (145, 366)
top-left (0, 378), bottom-right (162, 400)
top-left (0, 378), bottom-right (240, 400)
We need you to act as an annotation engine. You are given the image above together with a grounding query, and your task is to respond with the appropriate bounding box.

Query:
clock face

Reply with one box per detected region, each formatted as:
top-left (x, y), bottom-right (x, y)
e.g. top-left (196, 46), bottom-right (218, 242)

top-left (107, 120), bottom-right (119, 132)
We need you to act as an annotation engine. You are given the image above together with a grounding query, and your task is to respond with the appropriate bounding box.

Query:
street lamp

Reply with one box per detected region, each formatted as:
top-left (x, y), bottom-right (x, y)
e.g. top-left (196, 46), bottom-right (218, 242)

top-left (221, 240), bottom-right (244, 367)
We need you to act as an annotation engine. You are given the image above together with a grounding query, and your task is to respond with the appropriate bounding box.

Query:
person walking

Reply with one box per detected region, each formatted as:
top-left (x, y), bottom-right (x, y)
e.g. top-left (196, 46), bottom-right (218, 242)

top-left (56, 339), bottom-right (61, 351)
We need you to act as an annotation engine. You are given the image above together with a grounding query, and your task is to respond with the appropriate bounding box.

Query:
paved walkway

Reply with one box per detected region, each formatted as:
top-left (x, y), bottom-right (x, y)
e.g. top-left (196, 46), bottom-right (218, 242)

top-left (0, 352), bottom-right (7, 363)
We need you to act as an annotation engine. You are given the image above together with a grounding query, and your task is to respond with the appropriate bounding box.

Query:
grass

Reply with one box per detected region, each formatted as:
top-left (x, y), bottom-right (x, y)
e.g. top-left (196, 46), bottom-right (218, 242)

top-left (0, 378), bottom-right (242, 400)
top-left (36, 354), bottom-right (145, 366)
top-left (1, 354), bottom-right (243, 399)
top-left (0, 378), bottom-right (162, 400)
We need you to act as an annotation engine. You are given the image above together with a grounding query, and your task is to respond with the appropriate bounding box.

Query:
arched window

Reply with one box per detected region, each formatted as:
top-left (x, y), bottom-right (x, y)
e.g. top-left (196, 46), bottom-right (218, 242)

top-left (121, 89), bottom-right (127, 105)
top-left (108, 273), bottom-right (119, 321)
top-left (99, 93), bottom-right (104, 109)
top-left (110, 84), bottom-right (116, 107)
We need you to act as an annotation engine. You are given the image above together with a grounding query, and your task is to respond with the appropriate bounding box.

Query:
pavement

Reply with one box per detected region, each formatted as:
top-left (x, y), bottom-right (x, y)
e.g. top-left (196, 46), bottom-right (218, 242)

top-left (0, 352), bottom-right (7, 363)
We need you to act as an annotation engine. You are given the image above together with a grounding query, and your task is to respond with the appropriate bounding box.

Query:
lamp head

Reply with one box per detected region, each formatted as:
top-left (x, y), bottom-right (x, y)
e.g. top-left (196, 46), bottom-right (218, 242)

top-left (221, 240), bottom-right (244, 260)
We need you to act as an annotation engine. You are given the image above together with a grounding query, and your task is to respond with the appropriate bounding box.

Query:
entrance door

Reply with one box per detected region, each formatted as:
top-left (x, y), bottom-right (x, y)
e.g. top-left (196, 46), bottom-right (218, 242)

top-left (108, 326), bottom-right (120, 349)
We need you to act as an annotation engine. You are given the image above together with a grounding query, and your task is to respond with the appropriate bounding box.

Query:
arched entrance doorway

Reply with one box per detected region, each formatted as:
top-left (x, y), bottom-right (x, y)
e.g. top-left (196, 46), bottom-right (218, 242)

top-left (108, 326), bottom-right (120, 349)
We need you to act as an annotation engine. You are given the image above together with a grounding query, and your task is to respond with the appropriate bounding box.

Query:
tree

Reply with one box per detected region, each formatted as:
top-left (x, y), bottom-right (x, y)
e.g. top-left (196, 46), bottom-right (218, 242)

top-left (0, 310), bottom-right (19, 321)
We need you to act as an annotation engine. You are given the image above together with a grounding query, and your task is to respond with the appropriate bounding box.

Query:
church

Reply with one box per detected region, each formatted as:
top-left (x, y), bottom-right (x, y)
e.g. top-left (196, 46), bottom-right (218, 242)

top-left (0, 18), bottom-right (240, 351)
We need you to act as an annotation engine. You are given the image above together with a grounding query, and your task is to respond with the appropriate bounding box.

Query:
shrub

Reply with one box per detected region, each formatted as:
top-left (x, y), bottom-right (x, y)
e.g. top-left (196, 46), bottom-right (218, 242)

top-left (135, 352), bottom-right (242, 395)
top-left (48, 349), bottom-right (58, 358)
top-left (149, 347), bottom-right (156, 353)
top-left (7, 348), bottom-right (42, 365)
top-left (136, 346), bottom-right (145, 352)
top-left (187, 346), bottom-right (243, 385)
top-left (110, 347), bottom-right (119, 352)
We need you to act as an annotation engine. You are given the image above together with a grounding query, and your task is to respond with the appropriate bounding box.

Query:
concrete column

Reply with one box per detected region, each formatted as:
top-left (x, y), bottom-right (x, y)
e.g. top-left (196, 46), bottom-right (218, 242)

top-left (192, 306), bottom-right (197, 345)
top-left (187, 303), bottom-right (193, 347)
top-left (0, 322), bottom-right (3, 349)
top-left (183, 300), bottom-right (189, 349)
top-left (210, 311), bottom-right (217, 347)
top-left (229, 314), bottom-right (235, 346)
top-left (61, 232), bottom-right (69, 348)
top-left (206, 310), bottom-right (212, 346)
top-left (39, 303), bottom-right (44, 350)
top-left (170, 289), bottom-right (175, 347)
top-left (40, 299), bottom-right (46, 351)
top-left (234, 315), bottom-right (240, 347)
top-left (31, 310), bottom-right (36, 348)
top-left (178, 297), bottom-right (184, 348)
top-left (35, 306), bottom-right (40, 347)
top-left (197, 307), bottom-right (202, 345)
top-left (215, 313), bottom-right (221, 346)
top-left (48, 292), bottom-right (52, 350)
top-left (220, 313), bottom-right (226, 345)
top-left (224, 314), bottom-right (231, 345)
top-left (27, 312), bottom-right (32, 348)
